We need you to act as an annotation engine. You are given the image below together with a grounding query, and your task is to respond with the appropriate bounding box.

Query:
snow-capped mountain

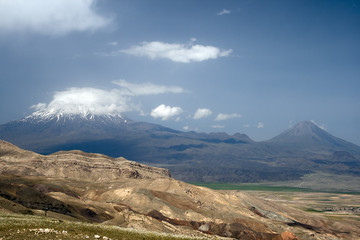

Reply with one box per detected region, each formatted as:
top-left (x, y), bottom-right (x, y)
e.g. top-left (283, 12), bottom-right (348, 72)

top-left (0, 112), bottom-right (359, 183)
top-left (23, 107), bottom-right (130, 124)
top-left (0, 108), bottom-right (137, 158)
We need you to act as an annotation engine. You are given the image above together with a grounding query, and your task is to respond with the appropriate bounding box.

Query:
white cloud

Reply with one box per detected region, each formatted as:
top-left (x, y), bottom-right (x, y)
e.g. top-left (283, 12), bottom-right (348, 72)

top-left (243, 124), bottom-right (250, 128)
top-left (190, 37), bottom-right (197, 43)
top-left (288, 120), bottom-right (294, 128)
top-left (113, 79), bottom-right (185, 96)
top-left (108, 41), bottom-right (118, 46)
top-left (31, 87), bottom-right (138, 116)
top-left (121, 41), bottom-right (232, 63)
top-left (150, 104), bottom-right (183, 121)
top-left (193, 108), bottom-right (212, 119)
top-left (214, 113), bottom-right (242, 121)
top-left (257, 122), bottom-right (265, 128)
top-left (182, 126), bottom-right (199, 131)
top-left (0, 0), bottom-right (110, 36)
top-left (30, 102), bottom-right (47, 111)
top-left (218, 9), bottom-right (231, 15)
top-left (30, 80), bottom-right (187, 118)
top-left (310, 120), bottom-right (327, 130)
top-left (212, 125), bottom-right (225, 129)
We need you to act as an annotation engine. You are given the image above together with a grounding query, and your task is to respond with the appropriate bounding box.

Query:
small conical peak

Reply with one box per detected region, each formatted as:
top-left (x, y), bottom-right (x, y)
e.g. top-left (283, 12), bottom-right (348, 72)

top-left (268, 120), bottom-right (328, 143)
top-left (288, 121), bottom-right (321, 137)
top-left (266, 120), bottom-right (360, 152)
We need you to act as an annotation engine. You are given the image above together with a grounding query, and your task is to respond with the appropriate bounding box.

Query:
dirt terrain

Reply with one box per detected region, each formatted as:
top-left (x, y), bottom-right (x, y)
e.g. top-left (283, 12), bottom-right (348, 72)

top-left (1, 140), bottom-right (359, 239)
top-left (249, 190), bottom-right (360, 225)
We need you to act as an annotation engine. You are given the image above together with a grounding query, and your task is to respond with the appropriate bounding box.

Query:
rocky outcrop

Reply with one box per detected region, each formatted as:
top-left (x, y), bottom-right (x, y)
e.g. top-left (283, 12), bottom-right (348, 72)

top-left (272, 231), bottom-right (300, 240)
top-left (0, 140), bottom-right (170, 181)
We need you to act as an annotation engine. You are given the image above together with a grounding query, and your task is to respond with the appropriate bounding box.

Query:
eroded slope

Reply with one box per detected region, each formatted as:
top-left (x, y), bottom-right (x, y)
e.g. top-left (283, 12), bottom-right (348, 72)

top-left (1, 140), bottom-right (359, 240)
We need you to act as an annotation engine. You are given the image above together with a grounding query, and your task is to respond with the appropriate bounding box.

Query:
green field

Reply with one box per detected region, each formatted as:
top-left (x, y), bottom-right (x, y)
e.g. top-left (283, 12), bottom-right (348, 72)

top-left (190, 182), bottom-right (360, 195)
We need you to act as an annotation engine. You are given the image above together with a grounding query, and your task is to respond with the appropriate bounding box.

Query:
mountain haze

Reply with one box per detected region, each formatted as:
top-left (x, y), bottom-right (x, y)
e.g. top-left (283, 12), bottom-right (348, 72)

top-left (0, 109), bottom-right (359, 183)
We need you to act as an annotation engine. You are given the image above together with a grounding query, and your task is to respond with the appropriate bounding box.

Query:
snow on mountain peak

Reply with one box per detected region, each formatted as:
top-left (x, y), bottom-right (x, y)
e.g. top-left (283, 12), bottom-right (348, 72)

top-left (287, 121), bottom-right (318, 136)
top-left (24, 87), bottom-right (137, 122)
top-left (24, 106), bottom-right (127, 123)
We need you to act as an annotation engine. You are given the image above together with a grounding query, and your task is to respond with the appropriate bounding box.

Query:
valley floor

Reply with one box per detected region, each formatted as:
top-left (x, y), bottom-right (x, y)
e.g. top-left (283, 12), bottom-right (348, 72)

top-left (247, 191), bottom-right (360, 224)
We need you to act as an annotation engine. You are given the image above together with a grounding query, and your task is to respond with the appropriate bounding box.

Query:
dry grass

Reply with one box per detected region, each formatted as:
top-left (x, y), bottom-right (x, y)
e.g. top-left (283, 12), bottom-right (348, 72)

top-left (0, 212), bottom-right (210, 240)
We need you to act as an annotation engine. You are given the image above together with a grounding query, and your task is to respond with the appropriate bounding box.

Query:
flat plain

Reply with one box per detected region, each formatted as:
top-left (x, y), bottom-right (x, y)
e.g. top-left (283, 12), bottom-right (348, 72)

top-left (248, 191), bottom-right (360, 223)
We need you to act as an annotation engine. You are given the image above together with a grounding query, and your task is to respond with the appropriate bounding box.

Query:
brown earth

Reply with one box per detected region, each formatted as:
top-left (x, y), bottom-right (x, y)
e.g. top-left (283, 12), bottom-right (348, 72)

top-left (1, 139), bottom-right (359, 239)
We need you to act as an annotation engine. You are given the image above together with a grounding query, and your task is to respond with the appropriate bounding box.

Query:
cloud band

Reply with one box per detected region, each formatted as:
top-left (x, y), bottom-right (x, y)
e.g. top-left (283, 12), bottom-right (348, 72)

top-left (121, 41), bottom-right (232, 63)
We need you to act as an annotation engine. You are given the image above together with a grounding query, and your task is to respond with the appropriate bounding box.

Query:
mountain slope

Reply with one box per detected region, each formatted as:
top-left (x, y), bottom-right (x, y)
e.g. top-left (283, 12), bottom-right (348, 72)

top-left (1, 140), bottom-right (359, 240)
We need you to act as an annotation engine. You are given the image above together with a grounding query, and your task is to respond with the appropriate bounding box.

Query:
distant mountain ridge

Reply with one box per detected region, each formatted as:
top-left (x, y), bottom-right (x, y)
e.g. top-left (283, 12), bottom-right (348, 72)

top-left (0, 111), bottom-right (359, 182)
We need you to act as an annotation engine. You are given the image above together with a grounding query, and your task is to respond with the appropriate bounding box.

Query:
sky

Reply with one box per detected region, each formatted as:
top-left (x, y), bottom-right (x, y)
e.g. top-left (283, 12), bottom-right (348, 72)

top-left (0, 0), bottom-right (359, 145)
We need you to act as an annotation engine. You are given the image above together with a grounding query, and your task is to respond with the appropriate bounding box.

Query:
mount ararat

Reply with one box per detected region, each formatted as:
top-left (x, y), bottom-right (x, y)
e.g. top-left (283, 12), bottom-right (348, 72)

top-left (0, 109), bottom-right (359, 183)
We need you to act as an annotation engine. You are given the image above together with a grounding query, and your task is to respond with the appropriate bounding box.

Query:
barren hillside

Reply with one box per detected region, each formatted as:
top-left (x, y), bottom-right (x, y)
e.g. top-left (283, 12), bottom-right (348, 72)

top-left (1, 140), bottom-right (359, 239)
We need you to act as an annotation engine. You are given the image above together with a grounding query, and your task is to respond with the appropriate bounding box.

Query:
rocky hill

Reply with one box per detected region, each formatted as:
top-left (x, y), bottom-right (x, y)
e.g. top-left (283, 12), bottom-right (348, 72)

top-left (1, 140), bottom-right (360, 239)
top-left (0, 140), bottom-right (170, 181)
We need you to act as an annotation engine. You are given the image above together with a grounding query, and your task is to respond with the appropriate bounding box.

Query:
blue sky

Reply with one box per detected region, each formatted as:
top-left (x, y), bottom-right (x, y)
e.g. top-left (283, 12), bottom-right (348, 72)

top-left (0, 0), bottom-right (359, 145)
